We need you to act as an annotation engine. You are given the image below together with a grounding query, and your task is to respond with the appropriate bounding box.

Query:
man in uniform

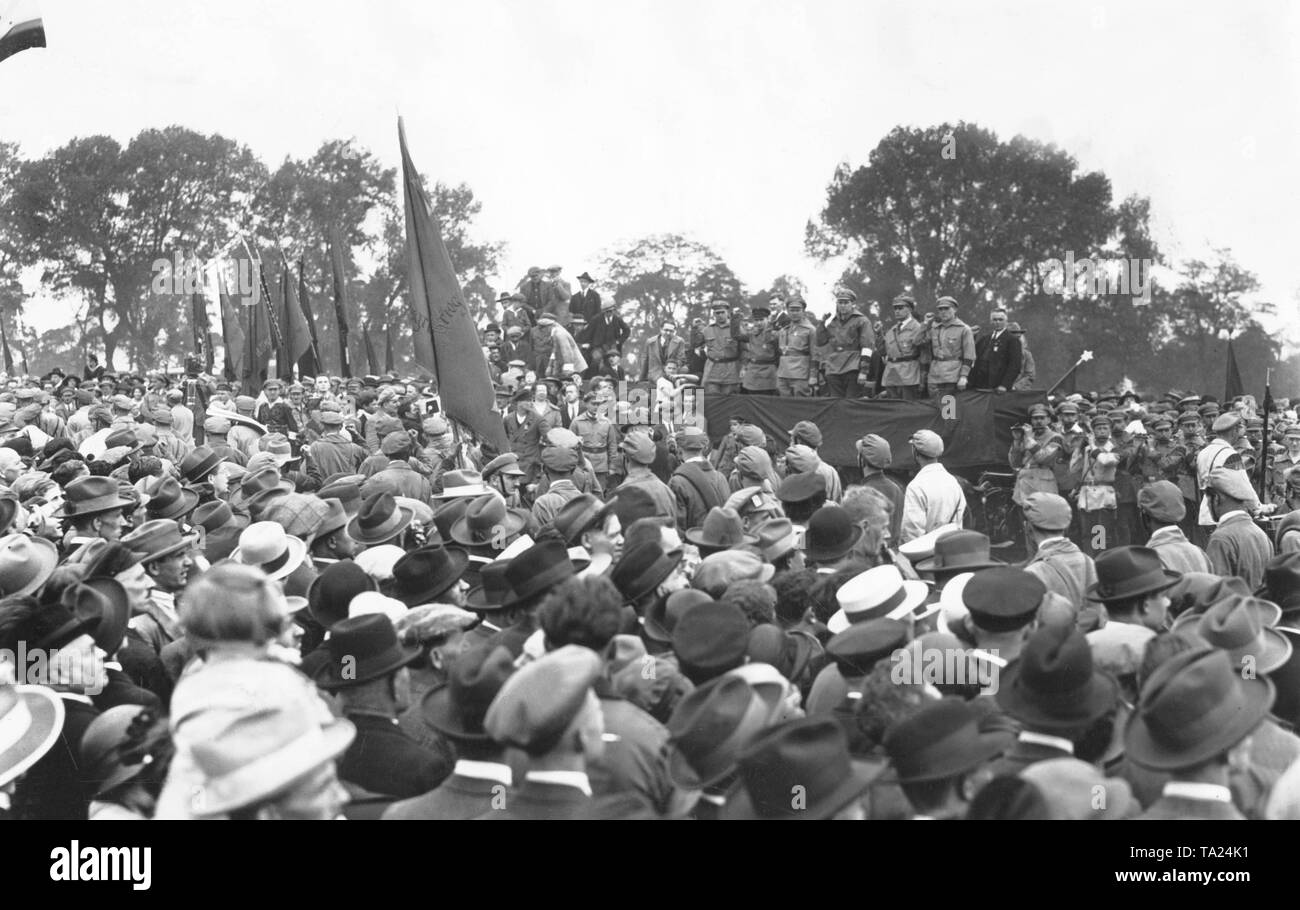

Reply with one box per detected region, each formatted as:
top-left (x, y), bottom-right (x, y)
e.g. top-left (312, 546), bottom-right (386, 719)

top-left (694, 299), bottom-right (743, 397)
top-left (924, 297), bottom-right (975, 396)
top-left (1070, 413), bottom-right (1120, 557)
top-left (819, 285), bottom-right (874, 399)
top-left (776, 296), bottom-right (825, 398)
top-left (1009, 403), bottom-right (1062, 506)
top-left (739, 301), bottom-right (779, 396)
top-left (1271, 426), bottom-right (1300, 505)
top-left (571, 391), bottom-right (618, 492)
top-left (878, 295), bottom-right (929, 400)
top-left (1171, 411), bottom-right (1205, 541)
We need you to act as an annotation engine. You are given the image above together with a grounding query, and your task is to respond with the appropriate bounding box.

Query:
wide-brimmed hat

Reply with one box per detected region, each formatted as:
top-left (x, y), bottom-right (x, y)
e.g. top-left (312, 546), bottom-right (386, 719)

top-left (56, 475), bottom-right (135, 519)
top-left (390, 544), bottom-right (470, 607)
top-left (449, 494), bottom-right (529, 548)
top-left (347, 492), bottom-right (414, 545)
top-left (179, 445), bottom-right (225, 483)
top-left (880, 697), bottom-right (1010, 783)
top-left (141, 475), bottom-right (200, 522)
top-left (550, 494), bottom-right (615, 547)
top-left (1125, 647), bottom-right (1274, 771)
top-left (1086, 546), bottom-right (1181, 602)
top-left (996, 623), bottom-right (1119, 732)
top-left (609, 542), bottom-right (683, 605)
top-left (63, 579), bottom-right (131, 655)
top-left (189, 707), bottom-right (355, 817)
top-left (318, 475), bottom-right (365, 517)
top-left (501, 540), bottom-right (576, 608)
top-left (420, 645), bottom-right (516, 743)
top-left (79, 704), bottom-right (169, 798)
top-left (0, 534), bottom-right (59, 597)
top-left (314, 613), bottom-right (423, 690)
top-left (685, 507), bottom-right (758, 553)
top-left (464, 561), bottom-right (514, 612)
top-left (230, 522), bottom-right (308, 581)
top-left (644, 589), bottom-right (711, 645)
top-left (0, 685), bottom-right (66, 789)
top-left (915, 530), bottom-right (1002, 574)
top-left (752, 518), bottom-right (796, 563)
top-left (828, 565), bottom-right (929, 633)
top-left (722, 717), bottom-right (878, 820)
top-left (897, 523), bottom-right (963, 561)
top-left (1261, 551), bottom-right (1300, 614)
top-left (434, 470), bottom-right (494, 500)
top-left (1194, 595), bottom-right (1293, 675)
top-left (803, 505), bottom-right (862, 563)
top-left (666, 675), bottom-right (772, 789)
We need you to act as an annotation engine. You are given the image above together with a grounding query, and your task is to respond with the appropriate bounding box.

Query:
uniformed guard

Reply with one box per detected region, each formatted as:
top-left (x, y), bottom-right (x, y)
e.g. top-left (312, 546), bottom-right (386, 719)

top-left (878, 295), bottom-right (929, 400)
top-left (1070, 413), bottom-right (1120, 557)
top-left (819, 285), bottom-right (874, 398)
top-left (570, 391), bottom-right (618, 492)
top-left (777, 296), bottom-right (826, 397)
top-left (1010, 403), bottom-right (1063, 505)
top-left (1272, 426), bottom-right (1300, 505)
top-left (925, 296), bottom-right (975, 396)
top-left (1172, 410), bottom-right (1205, 540)
top-left (740, 299), bottom-right (780, 396)
top-left (694, 298), bottom-right (743, 396)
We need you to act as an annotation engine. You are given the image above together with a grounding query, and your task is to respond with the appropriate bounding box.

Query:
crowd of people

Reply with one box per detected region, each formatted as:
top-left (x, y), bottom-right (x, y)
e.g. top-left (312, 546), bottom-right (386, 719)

top-left (1, 273), bottom-right (1299, 820)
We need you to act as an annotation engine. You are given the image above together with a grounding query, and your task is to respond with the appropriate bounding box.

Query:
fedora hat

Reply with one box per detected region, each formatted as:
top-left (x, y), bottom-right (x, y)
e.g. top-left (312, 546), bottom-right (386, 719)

top-left (0, 685), bottom-right (66, 789)
top-left (307, 561), bottom-right (377, 628)
top-left (1125, 646), bottom-right (1274, 771)
top-left (0, 534), bottom-right (59, 597)
top-left (233, 467), bottom-right (292, 507)
top-left (420, 645), bottom-right (516, 742)
top-left (753, 517), bottom-right (796, 563)
top-left (434, 470), bottom-right (493, 499)
top-left (179, 445), bottom-right (224, 483)
top-left (347, 492), bottom-right (414, 546)
top-left (230, 521), bottom-right (308, 582)
top-left (644, 589), bottom-right (711, 645)
top-left (141, 475), bottom-right (200, 522)
top-left (803, 505), bottom-right (862, 564)
top-left (501, 540), bottom-right (576, 608)
top-left (464, 561), bottom-right (514, 612)
top-left (390, 544), bottom-right (470, 607)
top-left (610, 542), bottom-right (683, 605)
top-left (63, 579), bottom-right (130, 655)
top-left (1170, 588), bottom-right (1279, 634)
top-left (449, 494), bottom-right (529, 548)
top-left (996, 622), bottom-right (1119, 732)
top-left (915, 530), bottom-right (1002, 574)
top-left (722, 717), bottom-right (877, 820)
top-left (666, 675), bottom-right (773, 789)
top-left (880, 697), bottom-right (1010, 783)
top-left (1261, 551), bottom-right (1300, 613)
top-left (190, 706), bottom-right (355, 817)
top-left (1086, 547), bottom-right (1181, 603)
top-left (57, 475), bottom-right (135, 518)
top-left (317, 475), bottom-right (364, 517)
top-left (1195, 595), bottom-right (1293, 675)
top-left (828, 565), bottom-right (929, 633)
top-left (314, 613), bottom-right (423, 690)
top-left (685, 507), bottom-right (758, 554)
top-left (550, 494), bottom-right (615, 547)
top-left (672, 601), bottom-right (750, 677)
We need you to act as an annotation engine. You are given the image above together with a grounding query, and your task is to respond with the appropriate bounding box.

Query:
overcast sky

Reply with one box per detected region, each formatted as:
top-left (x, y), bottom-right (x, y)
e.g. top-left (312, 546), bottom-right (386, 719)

top-left (3, 0), bottom-right (1299, 335)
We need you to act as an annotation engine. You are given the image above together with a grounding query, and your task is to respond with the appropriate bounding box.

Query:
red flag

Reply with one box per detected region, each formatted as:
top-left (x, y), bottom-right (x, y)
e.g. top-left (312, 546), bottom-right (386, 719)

top-left (328, 227), bottom-right (352, 378)
top-left (217, 271), bottom-right (245, 382)
top-left (398, 118), bottom-right (506, 451)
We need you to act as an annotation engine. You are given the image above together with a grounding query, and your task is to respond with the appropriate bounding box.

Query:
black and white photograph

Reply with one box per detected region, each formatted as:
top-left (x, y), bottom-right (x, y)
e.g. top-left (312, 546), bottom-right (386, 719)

top-left (0, 0), bottom-right (1296, 868)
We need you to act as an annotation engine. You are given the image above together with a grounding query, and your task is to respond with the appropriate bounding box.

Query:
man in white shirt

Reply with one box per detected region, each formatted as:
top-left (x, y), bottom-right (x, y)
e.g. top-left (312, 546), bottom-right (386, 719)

top-left (900, 430), bottom-right (966, 543)
top-left (1196, 413), bottom-right (1258, 542)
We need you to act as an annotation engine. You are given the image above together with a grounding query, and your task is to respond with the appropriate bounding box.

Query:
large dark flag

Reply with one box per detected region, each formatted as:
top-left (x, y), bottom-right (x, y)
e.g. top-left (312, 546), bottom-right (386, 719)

top-left (399, 118), bottom-right (506, 451)
top-left (0, 1), bottom-right (45, 64)
top-left (0, 310), bottom-right (14, 374)
top-left (384, 322), bottom-right (395, 374)
top-left (217, 270), bottom-right (245, 382)
top-left (1225, 337), bottom-right (1245, 403)
top-left (297, 257), bottom-right (322, 377)
top-left (363, 323), bottom-right (380, 375)
top-left (278, 262), bottom-right (313, 379)
top-left (328, 227), bottom-right (352, 378)
top-left (232, 239), bottom-right (272, 391)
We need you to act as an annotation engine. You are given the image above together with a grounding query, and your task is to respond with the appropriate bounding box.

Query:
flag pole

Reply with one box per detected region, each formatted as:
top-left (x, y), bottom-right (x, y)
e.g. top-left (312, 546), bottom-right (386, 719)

top-left (1046, 350), bottom-right (1093, 397)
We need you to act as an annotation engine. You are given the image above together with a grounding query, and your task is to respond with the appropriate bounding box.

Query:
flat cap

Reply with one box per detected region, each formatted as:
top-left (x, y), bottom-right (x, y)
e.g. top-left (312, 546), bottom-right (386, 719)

top-left (483, 645), bottom-right (603, 755)
top-left (381, 431), bottom-right (412, 456)
top-left (672, 601), bottom-right (750, 674)
top-left (789, 420), bottom-right (822, 448)
top-left (676, 426), bottom-right (709, 451)
top-left (1137, 480), bottom-right (1185, 523)
top-left (909, 429), bottom-right (944, 458)
top-left (856, 434), bottom-right (892, 469)
top-left (619, 431), bottom-right (657, 466)
top-left (777, 471), bottom-right (824, 504)
top-left (203, 415), bottom-right (231, 434)
top-left (540, 445), bottom-right (580, 472)
top-left (1022, 493), bottom-right (1072, 531)
top-left (1211, 413), bottom-right (1241, 433)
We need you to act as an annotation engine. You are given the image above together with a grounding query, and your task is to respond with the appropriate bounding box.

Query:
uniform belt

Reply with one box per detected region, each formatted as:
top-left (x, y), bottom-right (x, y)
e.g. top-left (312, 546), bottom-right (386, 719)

top-left (581, 444), bottom-right (605, 453)
top-left (887, 355), bottom-right (919, 362)
top-left (1082, 481), bottom-right (1115, 486)
top-left (932, 357), bottom-right (961, 362)
top-left (746, 358), bottom-right (777, 365)
top-left (708, 355), bottom-right (739, 363)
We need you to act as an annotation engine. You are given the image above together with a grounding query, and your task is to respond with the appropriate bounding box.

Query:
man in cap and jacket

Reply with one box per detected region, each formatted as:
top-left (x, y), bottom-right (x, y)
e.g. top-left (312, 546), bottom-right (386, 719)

top-left (877, 295), bottom-right (929, 400)
top-left (615, 432), bottom-right (676, 523)
top-left (531, 444), bottom-right (585, 527)
top-left (900, 430), bottom-right (966, 543)
top-left (1020, 493), bottom-right (1097, 613)
top-left (1010, 403), bottom-right (1063, 506)
top-left (305, 408), bottom-right (365, 483)
top-left (202, 415), bottom-right (246, 467)
top-left (570, 392), bottom-right (618, 491)
top-left (1204, 466), bottom-right (1273, 589)
top-left (819, 285), bottom-right (875, 398)
top-left (694, 299), bottom-right (744, 396)
top-left (119, 520), bottom-right (199, 656)
top-left (1197, 412), bottom-right (1258, 543)
top-left (1139, 480), bottom-right (1212, 574)
top-left (1070, 413), bottom-right (1120, 557)
top-left (480, 645), bottom-right (609, 819)
top-left (739, 300), bottom-right (780, 395)
top-left (670, 426), bottom-right (730, 530)
top-left (857, 434), bottom-right (904, 543)
top-left (925, 297), bottom-right (975, 396)
top-left (776, 296), bottom-right (826, 397)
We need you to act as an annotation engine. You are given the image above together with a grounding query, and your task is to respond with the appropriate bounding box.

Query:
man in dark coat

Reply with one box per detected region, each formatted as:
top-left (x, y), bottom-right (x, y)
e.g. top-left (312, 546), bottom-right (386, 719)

top-left (570, 272), bottom-right (602, 325)
top-left (969, 307), bottom-right (1023, 392)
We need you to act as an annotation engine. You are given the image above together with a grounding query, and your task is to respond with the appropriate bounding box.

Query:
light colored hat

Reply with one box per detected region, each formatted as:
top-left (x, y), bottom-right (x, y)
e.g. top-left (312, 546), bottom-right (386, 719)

top-left (348, 591), bottom-right (409, 623)
top-left (828, 564), bottom-right (930, 633)
top-left (230, 521), bottom-right (308, 581)
top-left (483, 645), bottom-right (603, 754)
top-left (354, 544), bottom-right (407, 581)
top-left (897, 522), bottom-right (962, 561)
top-left (908, 429), bottom-right (944, 458)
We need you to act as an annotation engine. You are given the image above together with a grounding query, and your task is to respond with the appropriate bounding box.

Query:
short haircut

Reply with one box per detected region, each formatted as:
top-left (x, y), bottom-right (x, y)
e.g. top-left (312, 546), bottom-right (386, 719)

top-left (539, 575), bottom-right (625, 653)
top-left (622, 516), bottom-right (672, 554)
top-left (721, 580), bottom-right (777, 627)
top-left (771, 570), bottom-right (819, 626)
top-left (180, 564), bottom-right (284, 650)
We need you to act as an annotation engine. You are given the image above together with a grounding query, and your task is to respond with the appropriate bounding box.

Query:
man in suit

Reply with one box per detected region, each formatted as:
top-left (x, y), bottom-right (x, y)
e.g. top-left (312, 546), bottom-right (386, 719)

top-left (480, 644), bottom-right (608, 820)
top-left (503, 390), bottom-right (546, 480)
top-left (314, 615), bottom-right (452, 816)
top-left (585, 298), bottom-right (631, 368)
top-left (558, 382), bottom-right (582, 429)
top-left (970, 307), bottom-right (1023, 392)
top-left (383, 646), bottom-right (517, 820)
top-left (570, 271), bottom-right (602, 325)
top-left (644, 321), bottom-right (688, 382)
